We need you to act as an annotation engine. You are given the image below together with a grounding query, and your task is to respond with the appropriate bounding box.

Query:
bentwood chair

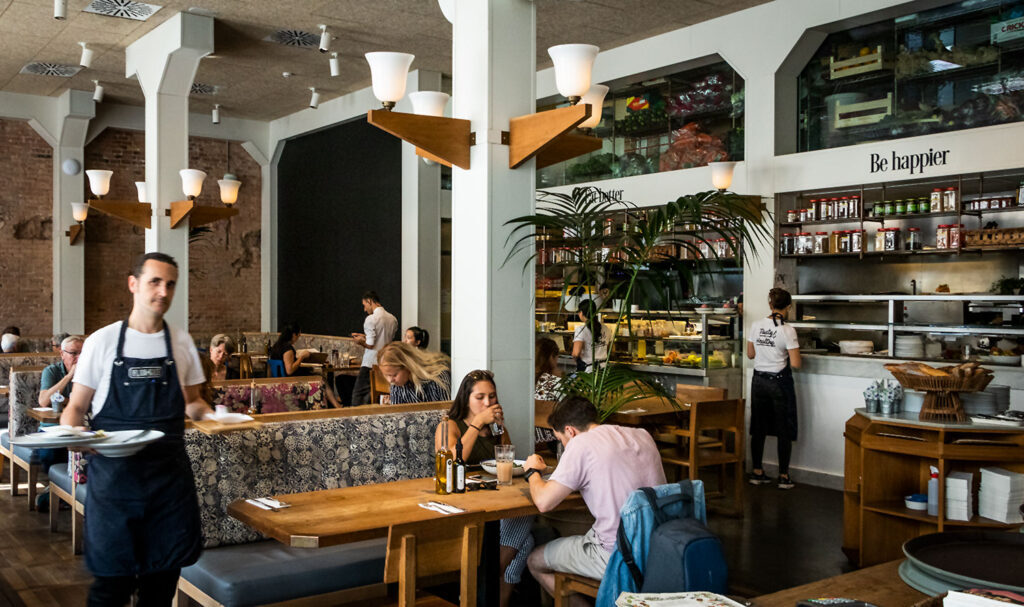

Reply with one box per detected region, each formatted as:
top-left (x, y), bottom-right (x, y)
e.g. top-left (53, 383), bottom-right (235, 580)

top-left (370, 365), bottom-right (390, 404)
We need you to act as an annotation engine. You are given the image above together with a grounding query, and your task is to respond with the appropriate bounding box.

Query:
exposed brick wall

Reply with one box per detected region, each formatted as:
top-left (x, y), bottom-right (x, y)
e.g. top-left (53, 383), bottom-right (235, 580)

top-left (0, 119), bottom-right (53, 336)
top-left (81, 129), bottom-right (262, 334)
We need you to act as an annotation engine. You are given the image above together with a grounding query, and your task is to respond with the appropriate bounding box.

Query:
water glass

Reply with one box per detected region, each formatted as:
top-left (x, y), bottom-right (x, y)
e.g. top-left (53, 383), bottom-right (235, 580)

top-left (494, 445), bottom-right (515, 486)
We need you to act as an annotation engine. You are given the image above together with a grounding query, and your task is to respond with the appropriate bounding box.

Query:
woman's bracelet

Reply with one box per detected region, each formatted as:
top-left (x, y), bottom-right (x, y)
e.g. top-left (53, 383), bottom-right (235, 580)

top-left (468, 423), bottom-right (482, 432)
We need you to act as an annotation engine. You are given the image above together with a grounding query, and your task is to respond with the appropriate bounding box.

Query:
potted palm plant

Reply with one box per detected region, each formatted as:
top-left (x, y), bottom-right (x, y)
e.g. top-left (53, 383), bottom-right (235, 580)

top-left (505, 185), bottom-right (770, 419)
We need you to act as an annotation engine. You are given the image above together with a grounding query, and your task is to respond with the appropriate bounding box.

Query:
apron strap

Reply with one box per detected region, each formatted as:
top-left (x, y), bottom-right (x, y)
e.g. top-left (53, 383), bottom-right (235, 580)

top-left (115, 320), bottom-right (176, 372)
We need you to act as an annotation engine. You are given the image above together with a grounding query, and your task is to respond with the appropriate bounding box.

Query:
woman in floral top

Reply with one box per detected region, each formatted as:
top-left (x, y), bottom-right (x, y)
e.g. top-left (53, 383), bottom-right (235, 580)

top-left (534, 337), bottom-right (562, 400)
top-left (378, 342), bottom-right (451, 404)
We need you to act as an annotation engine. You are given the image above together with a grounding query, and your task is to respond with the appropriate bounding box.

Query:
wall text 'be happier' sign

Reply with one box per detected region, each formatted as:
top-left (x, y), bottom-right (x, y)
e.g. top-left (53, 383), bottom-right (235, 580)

top-left (870, 149), bottom-right (950, 176)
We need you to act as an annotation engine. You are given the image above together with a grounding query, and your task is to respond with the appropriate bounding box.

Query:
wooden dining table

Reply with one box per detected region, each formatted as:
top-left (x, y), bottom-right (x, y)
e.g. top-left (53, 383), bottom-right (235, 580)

top-left (228, 475), bottom-right (584, 605)
top-left (27, 407), bottom-right (61, 423)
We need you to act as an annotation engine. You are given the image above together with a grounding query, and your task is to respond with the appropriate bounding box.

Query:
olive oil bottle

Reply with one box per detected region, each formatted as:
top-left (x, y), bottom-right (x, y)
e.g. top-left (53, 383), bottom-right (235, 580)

top-left (435, 415), bottom-right (451, 494)
top-left (453, 438), bottom-right (466, 494)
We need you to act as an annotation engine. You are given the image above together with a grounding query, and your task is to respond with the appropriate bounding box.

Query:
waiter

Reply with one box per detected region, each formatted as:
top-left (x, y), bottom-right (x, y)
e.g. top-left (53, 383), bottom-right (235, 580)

top-left (62, 252), bottom-right (213, 606)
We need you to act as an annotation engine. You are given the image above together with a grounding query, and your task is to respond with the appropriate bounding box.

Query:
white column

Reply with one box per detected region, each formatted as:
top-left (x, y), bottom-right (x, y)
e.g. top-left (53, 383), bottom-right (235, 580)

top-left (50, 90), bottom-right (95, 334)
top-left (401, 70), bottom-right (443, 349)
top-left (451, 0), bottom-right (536, 449)
top-left (125, 12), bottom-right (213, 329)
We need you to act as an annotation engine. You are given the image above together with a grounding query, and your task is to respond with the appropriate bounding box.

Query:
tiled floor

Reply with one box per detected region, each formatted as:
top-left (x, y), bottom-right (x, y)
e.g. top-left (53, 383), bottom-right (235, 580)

top-left (0, 472), bottom-right (851, 606)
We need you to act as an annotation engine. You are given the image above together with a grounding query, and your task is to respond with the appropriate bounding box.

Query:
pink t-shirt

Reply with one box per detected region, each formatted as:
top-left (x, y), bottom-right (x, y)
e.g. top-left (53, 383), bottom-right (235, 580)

top-left (549, 424), bottom-right (666, 552)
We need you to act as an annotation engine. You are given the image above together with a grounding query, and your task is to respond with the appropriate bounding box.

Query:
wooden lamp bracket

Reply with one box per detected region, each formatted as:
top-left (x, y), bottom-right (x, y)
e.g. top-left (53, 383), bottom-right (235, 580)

top-left (367, 109), bottom-right (474, 170)
top-left (166, 199), bottom-right (239, 229)
top-left (88, 199), bottom-right (153, 230)
top-left (66, 224), bottom-right (84, 245)
top-left (507, 103), bottom-right (601, 169)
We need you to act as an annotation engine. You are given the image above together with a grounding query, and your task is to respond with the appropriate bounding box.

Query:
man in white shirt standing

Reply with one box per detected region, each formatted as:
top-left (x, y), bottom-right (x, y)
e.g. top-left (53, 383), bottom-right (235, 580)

top-left (350, 290), bottom-right (398, 404)
top-left (61, 252), bottom-right (214, 606)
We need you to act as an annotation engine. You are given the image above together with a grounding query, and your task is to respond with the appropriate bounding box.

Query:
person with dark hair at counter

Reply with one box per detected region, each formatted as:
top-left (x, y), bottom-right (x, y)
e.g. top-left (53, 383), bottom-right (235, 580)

top-left (268, 323), bottom-right (310, 376)
top-left (746, 287), bottom-right (801, 490)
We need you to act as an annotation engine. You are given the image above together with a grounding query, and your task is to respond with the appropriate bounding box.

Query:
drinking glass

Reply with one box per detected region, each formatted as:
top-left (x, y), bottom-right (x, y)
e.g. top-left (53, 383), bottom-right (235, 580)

top-left (494, 445), bottom-right (515, 486)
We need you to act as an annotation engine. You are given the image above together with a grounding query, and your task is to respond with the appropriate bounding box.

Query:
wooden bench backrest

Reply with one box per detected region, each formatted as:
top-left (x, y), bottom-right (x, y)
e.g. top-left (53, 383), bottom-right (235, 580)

top-left (384, 515), bottom-right (483, 583)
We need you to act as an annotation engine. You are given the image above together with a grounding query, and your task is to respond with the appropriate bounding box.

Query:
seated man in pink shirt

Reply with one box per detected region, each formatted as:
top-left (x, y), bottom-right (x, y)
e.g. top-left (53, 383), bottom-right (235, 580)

top-left (523, 396), bottom-right (666, 604)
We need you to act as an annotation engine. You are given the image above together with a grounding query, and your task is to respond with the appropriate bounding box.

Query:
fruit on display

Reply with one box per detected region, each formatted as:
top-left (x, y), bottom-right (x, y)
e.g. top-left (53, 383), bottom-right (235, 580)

top-left (659, 122), bottom-right (729, 172)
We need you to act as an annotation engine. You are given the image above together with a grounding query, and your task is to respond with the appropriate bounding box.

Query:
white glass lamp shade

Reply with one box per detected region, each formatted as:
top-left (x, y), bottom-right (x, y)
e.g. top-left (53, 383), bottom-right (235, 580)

top-left (179, 169), bottom-right (207, 199)
top-left (408, 91), bottom-right (449, 117)
top-left (547, 44), bottom-right (599, 100)
top-left (579, 84), bottom-right (609, 128)
top-left (85, 169), bottom-right (112, 197)
top-left (365, 52), bottom-right (415, 106)
top-left (708, 161), bottom-right (737, 191)
top-left (71, 202), bottom-right (89, 223)
top-left (134, 181), bottom-right (148, 203)
top-left (217, 174), bottom-right (242, 206)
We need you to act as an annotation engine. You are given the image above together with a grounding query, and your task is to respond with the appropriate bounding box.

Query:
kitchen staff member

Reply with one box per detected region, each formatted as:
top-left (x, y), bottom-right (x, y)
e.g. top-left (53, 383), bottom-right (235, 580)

top-left (62, 252), bottom-right (213, 606)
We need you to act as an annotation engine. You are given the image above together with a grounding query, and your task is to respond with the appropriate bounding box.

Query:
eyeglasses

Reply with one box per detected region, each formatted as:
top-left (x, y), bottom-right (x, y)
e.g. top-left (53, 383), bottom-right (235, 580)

top-left (62, 349), bottom-right (81, 356)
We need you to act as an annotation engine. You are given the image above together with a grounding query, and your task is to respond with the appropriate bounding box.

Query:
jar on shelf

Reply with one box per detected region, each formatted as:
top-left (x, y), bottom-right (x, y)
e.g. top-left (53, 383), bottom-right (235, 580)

top-left (813, 231), bottom-right (829, 254)
top-left (818, 198), bottom-right (830, 220)
top-left (930, 188), bottom-right (943, 212)
top-left (850, 229), bottom-right (864, 252)
top-left (715, 238), bottom-right (729, 258)
top-left (944, 187), bottom-right (958, 212)
top-left (949, 224), bottom-right (963, 249)
top-left (884, 227), bottom-right (901, 252)
top-left (779, 234), bottom-right (795, 256)
top-left (871, 204), bottom-right (884, 217)
top-left (699, 240), bottom-right (711, 258)
top-left (850, 195), bottom-right (861, 217)
top-left (936, 225), bottom-right (950, 249)
top-left (1003, 196), bottom-right (1015, 208)
top-left (796, 232), bottom-right (812, 255)
top-left (907, 199), bottom-right (919, 214)
top-left (838, 230), bottom-right (851, 253)
top-left (884, 201), bottom-right (895, 215)
top-left (786, 209), bottom-right (798, 223)
top-left (874, 228), bottom-right (885, 252)
top-left (807, 204), bottom-right (817, 221)
top-left (798, 208), bottom-right (808, 222)
top-left (1018, 180), bottom-right (1024, 206)
top-left (895, 199), bottom-right (907, 214)
top-left (918, 196), bottom-right (930, 213)
top-left (906, 227), bottom-right (922, 251)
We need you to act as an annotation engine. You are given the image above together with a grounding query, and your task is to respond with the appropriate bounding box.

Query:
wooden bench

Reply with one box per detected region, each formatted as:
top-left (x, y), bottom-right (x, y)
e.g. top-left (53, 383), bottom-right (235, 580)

top-left (3, 366), bottom-right (47, 509)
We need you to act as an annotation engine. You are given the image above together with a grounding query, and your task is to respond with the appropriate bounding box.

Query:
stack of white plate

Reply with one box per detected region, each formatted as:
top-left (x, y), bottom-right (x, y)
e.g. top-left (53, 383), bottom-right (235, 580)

top-left (962, 391), bottom-right (999, 416)
top-left (988, 384), bottom-right (1011, 410)
top-left (894, 335), bottom-right (925, 359)
top-left (839, 340), bottom-right (874, 355)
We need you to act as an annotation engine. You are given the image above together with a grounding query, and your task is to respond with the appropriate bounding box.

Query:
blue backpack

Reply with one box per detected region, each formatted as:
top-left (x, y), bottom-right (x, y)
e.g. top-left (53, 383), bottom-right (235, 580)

top-left (617, 483), bottom-right (729, 594)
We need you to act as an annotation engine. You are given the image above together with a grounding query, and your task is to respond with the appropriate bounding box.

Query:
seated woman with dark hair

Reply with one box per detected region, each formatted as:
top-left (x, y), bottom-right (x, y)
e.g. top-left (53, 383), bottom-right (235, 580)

top-left (268, 323), bottom-right (310, 376)
top-left (402, 326), bottom-right (430, 349)
top-left (378, 342), bottom-right (450, 404)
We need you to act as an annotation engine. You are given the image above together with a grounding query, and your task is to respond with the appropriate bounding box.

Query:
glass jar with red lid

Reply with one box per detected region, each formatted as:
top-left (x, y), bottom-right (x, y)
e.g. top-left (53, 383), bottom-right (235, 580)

top-left (906, 227), bottom-right (922, 251)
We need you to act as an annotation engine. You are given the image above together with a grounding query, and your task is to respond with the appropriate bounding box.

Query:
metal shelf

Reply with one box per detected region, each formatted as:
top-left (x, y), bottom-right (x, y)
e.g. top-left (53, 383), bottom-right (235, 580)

top-left (792, 294), bottom-right (1024, 302)
top-left (791, 321), bottom-right (1024, 337)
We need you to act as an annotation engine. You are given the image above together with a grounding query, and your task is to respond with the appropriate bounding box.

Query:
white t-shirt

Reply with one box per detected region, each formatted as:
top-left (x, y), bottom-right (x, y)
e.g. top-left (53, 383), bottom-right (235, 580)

top-left (748, 316), bottom-right (799, 373)
top-left (361, 306), bottom-right (399, 367)
top-left (573, 323), bottom-right (610, 370)
top-left (549, 425), bottom-right (666, 552)
top-left (75, 321), bottom-right (205, 416)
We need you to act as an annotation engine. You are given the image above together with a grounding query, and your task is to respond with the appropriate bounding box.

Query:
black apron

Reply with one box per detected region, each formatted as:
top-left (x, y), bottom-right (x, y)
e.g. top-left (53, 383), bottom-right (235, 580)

top-left (84, 321), bottom-right (202, 577)
top-left (749, 314), bottom-right (799, 441)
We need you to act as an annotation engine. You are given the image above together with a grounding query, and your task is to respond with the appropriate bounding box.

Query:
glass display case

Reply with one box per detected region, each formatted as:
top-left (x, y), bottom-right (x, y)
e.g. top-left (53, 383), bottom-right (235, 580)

top-left (798, 0), bottom-right (1024, 152)
top-left (538, 60), bottom-right (744, 187)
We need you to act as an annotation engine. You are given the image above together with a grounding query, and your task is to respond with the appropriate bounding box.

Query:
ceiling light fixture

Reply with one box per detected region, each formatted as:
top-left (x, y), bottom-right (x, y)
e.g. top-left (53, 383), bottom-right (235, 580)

top-left (79, 42), bottom-right (94, 69)
top-left (365, 52), bottom-right (414, 110)
top-left (212, 103), bottom-right (220, 124)
top-left (168, 166), bottom-right (240, 227)
top-left (318, 24), bottom-right (330, 53)
top-left (81, 168), bottom-right (153, 230)
top-left (309, 87), bottom-right (320, 109)
top-left (54, 0), bottom-right (66, 19)
top-left (92, 80), bottom-right (104, 102)
top-left (547, 44), bottom-right (599, 105)
top-left (408, 91), bottom-right (449, 117)
top-left (329, 52), bottom-right (340, 77)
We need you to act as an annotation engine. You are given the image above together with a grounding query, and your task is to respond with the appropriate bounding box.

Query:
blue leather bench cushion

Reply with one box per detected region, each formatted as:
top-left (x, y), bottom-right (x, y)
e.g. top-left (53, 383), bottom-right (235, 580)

top-left (181, 538), bottom-right (386, 607)
top-left (48, 464), bottom-right (87, 504)
top-left (0, 430), bottom-right (38, 464)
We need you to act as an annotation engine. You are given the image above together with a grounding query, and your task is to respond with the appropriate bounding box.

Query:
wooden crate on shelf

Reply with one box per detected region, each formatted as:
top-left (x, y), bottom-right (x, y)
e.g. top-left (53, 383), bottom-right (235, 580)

top-left (964, 227), bottom-right (1024, 247)
top-left (835, 92), bottom-right (893, 128)
top-left (830, 45), bottom-right (885, 79)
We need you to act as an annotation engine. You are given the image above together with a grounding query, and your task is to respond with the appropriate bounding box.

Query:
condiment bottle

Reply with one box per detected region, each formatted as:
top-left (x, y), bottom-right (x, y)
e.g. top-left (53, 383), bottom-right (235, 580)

top-left (453, 438), bottom-right (466, 494)
top-left (944, 187), bottom-right (958, 212)
top-left (436, 415), bottom-right (451, 495)
top-left (931, 188), bottom-right (943, 212)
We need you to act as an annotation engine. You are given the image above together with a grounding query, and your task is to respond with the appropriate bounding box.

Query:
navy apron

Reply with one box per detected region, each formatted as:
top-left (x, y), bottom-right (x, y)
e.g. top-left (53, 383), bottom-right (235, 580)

top-left (84, 321), bottom-right (202, 577)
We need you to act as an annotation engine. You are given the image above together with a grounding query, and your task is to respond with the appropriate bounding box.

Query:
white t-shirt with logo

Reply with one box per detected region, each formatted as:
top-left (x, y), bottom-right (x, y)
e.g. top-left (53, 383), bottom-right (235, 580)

top-left (75, 321), bottom-right (205, 416)
top-left (748, 316), bottom-right (799, 373)
top-left (573, 323), bottom-right (610, 370)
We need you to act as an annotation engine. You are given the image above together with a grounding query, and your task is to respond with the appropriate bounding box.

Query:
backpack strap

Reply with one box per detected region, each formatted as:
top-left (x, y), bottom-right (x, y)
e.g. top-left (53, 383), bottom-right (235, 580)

top-left (616, 518), bottom-right (644, 589)
top-left (640, 486), bottom-right (667, 526)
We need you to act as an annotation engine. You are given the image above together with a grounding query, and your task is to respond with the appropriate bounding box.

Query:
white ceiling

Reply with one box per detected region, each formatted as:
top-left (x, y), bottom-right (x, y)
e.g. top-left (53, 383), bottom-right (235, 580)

top-left (0, 0), bottom-right (770, 121)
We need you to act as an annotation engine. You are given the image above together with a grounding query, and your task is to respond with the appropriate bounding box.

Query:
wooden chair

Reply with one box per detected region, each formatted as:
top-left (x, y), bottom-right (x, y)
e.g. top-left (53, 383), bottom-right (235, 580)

top-left (237, 354), bottom-right (253, 379)
top-left (385, 517), bottom-right (482, 607)
top-left (659, 398), bottom-right (745, 514)
top-left (49, 476), bottom-right (85, 554)
top-left (652, 386), bottom-right (728, 465)
top-left (370, 364), bottom-right (391, 405)
top-left (553, 572), bottom-right (600, 607)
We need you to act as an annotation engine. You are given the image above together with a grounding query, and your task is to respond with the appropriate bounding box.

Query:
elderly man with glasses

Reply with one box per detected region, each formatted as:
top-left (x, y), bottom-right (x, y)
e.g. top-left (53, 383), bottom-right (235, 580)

top-left (39, 335), bottom-right (84, 407)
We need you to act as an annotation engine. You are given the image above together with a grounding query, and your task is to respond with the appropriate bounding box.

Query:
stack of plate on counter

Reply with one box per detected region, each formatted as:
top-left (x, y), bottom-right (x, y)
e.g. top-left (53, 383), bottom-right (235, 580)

top-left (962, 391), bottom-right (999, 416)
top-left (838, 340), bottom-right (874, 355)
top-left (894, 335), bottom-right (925, 359)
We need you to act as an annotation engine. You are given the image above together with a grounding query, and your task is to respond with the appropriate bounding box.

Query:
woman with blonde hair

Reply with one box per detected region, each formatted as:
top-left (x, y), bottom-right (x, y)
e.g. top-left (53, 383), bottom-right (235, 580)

top-left (378, 342), bottom-right (451, 404)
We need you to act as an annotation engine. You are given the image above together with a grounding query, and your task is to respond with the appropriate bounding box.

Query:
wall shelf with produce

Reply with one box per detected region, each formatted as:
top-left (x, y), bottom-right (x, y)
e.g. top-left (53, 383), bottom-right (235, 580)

top-left (537, 58), bottom-right (744, 188)
top-left (798, 0), bottom-right (1024, 153)
top-left (534, 208), bottom-right (744, 386)
top-left (775, 168), bottom-right (1024, 365)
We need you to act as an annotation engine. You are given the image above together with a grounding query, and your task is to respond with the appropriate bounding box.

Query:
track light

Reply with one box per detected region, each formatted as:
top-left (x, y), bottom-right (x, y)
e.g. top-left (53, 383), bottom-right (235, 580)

top-left (329, 52), bottom-right (340, 77)
top-left (318, 24), bottom-right (330, 53)
top-left (309, 87), bottom-right (320, 109)
top-left (212, 104), bottom-right (221, 124)
top-left (79, 42), bottom-right (93, 69)
top-left (92, 80), bottom-right (104, 103)
top-left (54, 0), bottom-right (66, 20)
